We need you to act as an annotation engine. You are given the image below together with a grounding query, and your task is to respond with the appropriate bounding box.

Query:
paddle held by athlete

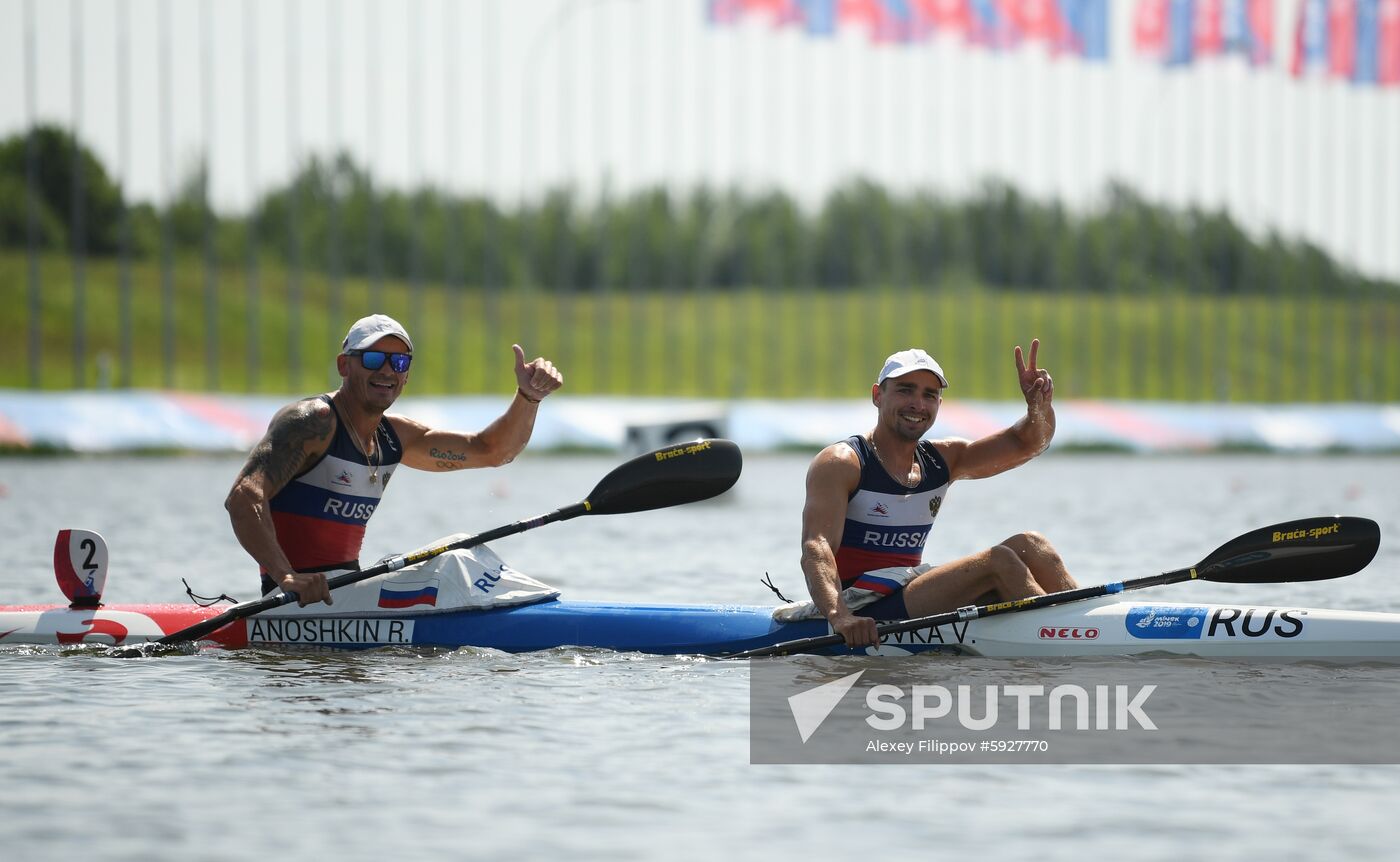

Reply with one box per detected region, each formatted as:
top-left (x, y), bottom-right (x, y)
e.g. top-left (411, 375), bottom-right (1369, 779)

top-left (799, 339), bottom-right (1077, 647)
top-left (226, 314), bottom-right (563, 606)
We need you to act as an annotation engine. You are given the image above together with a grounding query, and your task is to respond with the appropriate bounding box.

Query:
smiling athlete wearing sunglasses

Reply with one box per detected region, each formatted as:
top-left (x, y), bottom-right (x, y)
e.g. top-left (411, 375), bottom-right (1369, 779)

top-left (226, 313), bottom-right (563, 606)
top-left (344, 348), bottom-right (414, 374)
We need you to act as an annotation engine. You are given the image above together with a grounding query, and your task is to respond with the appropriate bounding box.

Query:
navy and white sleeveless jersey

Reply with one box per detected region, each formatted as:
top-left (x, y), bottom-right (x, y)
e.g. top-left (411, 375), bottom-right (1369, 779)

top-left (267, 395), bottom-right (404, 573)
top-left (833, 435), bottom-right (951, 585)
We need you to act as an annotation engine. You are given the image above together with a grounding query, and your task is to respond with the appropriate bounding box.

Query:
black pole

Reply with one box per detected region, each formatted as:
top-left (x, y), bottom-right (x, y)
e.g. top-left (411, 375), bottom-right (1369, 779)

top-left (202, 0), bottom-right (219, 391)
top-left (326, 5), bottom-right (342, 350)
top-left (159, 0), bottom-right (175, 390)
top-left (118, 0), bottom-right (133, 389)
top-left (408, 0), bottom-right (425, 344)
top-left (70, 4), bottom-right (87, 389)
top-left (482, 0), bottom-right (500, 391)
top-left (366, 0), bottom-right (383, 306)
top-left (444, 0), bottom-right (462, 391)
top-left (286, 0), bottom-right (303, 388)
top-left (244, 0), bottom-right (261, 391)
top-left (24, 0), bottom-right (41, 390)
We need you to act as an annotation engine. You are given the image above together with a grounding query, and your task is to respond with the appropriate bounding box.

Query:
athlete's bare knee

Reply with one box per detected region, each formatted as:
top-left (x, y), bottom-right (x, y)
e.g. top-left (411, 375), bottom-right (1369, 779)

top-left (987, 543), bottom-right (1022, 572)
top-left (986, 544), bottom-right (1033, 593)
top-left (1004, 531), bottom-right (1061, 565)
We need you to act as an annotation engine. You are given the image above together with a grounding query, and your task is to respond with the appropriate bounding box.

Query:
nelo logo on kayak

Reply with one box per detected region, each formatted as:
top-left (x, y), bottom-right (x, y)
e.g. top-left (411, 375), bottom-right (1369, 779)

top-left (1039, 627), bottom-right (1099, 640)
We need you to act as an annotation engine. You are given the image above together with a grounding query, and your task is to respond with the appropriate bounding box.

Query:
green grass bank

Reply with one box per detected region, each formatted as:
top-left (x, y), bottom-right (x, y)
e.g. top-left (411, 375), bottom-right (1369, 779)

top-left (3, 250), bottom-right (1398, 401)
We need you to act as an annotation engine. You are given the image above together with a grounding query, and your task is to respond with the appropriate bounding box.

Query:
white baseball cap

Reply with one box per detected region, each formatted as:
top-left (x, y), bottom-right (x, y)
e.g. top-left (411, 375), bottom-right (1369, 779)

top-left (877, 348), bottom-right (949, 388)
top-left (342, 314), bottom-right (413, 353)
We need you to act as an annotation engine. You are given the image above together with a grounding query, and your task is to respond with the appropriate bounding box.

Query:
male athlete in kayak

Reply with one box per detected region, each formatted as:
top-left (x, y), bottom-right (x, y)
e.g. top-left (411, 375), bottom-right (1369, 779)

top-left (799, 340), bottom-right (1076, 647)
top-left (226, 314), bottom-right (562, 606)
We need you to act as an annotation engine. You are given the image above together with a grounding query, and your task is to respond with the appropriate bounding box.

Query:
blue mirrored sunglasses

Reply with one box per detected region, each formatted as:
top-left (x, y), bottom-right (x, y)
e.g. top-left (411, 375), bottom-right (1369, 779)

top-left (346, 349), bottom-right (412, 373)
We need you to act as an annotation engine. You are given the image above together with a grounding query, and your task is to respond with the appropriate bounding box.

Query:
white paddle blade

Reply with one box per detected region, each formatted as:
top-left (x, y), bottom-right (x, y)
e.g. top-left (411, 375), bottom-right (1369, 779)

top-left (54, 529), bottom-right (108, 607)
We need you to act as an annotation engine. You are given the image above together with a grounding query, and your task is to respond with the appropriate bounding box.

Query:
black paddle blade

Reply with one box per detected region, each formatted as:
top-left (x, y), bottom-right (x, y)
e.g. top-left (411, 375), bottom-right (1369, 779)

top-left (584, 439), bottom-right (742, 516)
top-left (1196, 516), bottom-right (1381, 583)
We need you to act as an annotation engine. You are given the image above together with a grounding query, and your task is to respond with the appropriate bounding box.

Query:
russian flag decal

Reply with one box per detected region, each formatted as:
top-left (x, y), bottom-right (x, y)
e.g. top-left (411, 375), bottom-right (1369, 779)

top-left (850, 573), bottom-right (901, 596)
top-left (378, 579), bottom-right (440, 609)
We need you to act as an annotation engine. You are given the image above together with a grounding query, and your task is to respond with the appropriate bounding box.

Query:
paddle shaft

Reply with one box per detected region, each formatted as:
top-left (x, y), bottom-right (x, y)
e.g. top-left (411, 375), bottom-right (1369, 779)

top-left (728, 567), bottom-right (1195, 658)
top-left (157, 437), bottom-right (743, 645)
top-left (157, 503), bottom-right (587, 645)
top-left (728, 515), bottom-right (1381, 658)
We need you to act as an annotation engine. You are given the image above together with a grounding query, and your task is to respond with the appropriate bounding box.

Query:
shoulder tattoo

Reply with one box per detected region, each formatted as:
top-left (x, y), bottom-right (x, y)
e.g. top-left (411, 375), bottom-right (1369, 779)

top-left (239, 400), bottom-right (334, 488)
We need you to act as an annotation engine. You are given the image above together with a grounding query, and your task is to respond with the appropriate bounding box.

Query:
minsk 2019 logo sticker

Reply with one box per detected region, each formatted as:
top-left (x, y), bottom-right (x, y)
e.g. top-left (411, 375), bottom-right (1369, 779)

top-left (1125, 606), bottom-right (1208, 639)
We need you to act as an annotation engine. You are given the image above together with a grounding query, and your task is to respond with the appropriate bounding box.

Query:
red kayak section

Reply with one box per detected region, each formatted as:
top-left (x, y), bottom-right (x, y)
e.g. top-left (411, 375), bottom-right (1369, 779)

top-left (0, 604), bottom-right (249, 648)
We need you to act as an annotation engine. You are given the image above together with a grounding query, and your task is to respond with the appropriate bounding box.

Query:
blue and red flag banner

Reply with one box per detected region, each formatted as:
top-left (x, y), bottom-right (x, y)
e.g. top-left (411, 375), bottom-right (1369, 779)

top-left (1056, 0), bottom-right (1111, 58)
top-left (1135, 0), bottom-right (1169, 56)
top-left (799, 0), bottom-right (841, 34)
top-left (706, 0), bottom-right (1111, 59)
top-left (840, 0), bottom-right (918, 43)
top-left (1291, 0), bottom-right (1329, 74)
top-left (1329, 0), bottom-right (1357, 77)
top-left (1356, 0), bottom-right (1380, 81)
top-left (1353, 0), bottom-right (1400, 83)
top-left (1135, 0), bottom-right (1275, 67)
top-left (1291, 0), bottom-right (1399, 85)
top-left (1384, 0), bottom-right (1400, 83)
top-left (1197, 0), bottom-right (1226, 57)
top-left (1134, 0), bottom-right (1397, 83)
top-left (965, 0), bottom-right (1112, 54)
top-left (967, 0), bottom-right (1017, 47)
top-left (707, 0), bottom-right (801, 26)
top-left (1166, 0), bottom-right (1196, 65)
top-left (1223, 0), bottom-right (1276, 65)
top-left (913, 0), bottom-right (972, 32)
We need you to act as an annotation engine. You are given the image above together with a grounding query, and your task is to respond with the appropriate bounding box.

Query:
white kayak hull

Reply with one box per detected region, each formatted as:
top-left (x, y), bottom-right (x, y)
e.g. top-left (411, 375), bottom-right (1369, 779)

top-left (873, 595), bottom-right (1400, 661)
top-left (4, 594), bottom-right (1400, 661)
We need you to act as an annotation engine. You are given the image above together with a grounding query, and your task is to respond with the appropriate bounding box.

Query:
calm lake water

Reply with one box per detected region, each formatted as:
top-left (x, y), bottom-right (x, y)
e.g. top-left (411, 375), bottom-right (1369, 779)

top-left (3, 452), bottom-right (1399, 860)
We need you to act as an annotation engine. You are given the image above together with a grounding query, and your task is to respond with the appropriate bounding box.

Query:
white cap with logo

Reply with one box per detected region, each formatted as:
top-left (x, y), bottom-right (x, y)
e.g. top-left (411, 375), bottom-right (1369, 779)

top-left (342, 314), bottom-right (413, 353)
top-left (876, 348), bottom-right (949, 388)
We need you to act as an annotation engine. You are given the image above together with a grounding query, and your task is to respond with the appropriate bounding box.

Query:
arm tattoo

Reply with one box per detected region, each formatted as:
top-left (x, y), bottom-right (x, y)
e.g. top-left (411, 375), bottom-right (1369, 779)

top-left (429, 446), bottom-right (471, 471)
top-left (239, 400), bottom-right (333, 489)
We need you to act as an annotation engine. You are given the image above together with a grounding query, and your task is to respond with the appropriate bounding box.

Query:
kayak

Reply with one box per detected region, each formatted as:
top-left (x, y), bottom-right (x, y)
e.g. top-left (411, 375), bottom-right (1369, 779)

top-left (14, 499), bottom-right (1392, 660)
top-left (5, 594), bottom-right (1400, 660)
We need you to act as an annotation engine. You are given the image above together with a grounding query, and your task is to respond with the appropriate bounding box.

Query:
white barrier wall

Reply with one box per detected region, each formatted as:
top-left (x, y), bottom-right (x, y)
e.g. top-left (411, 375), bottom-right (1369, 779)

top-left (2, 391), bottom-right (1399, 454)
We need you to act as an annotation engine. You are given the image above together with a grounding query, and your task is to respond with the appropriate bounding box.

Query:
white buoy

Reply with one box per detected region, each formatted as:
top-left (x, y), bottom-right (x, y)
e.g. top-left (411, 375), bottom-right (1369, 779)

top-left (54, 529), bottom-right (108, 608)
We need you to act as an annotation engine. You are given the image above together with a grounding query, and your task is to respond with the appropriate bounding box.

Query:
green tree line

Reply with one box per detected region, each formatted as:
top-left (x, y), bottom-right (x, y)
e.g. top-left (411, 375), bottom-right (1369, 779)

top-left (3, 124), bottom-right (1394, 298)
